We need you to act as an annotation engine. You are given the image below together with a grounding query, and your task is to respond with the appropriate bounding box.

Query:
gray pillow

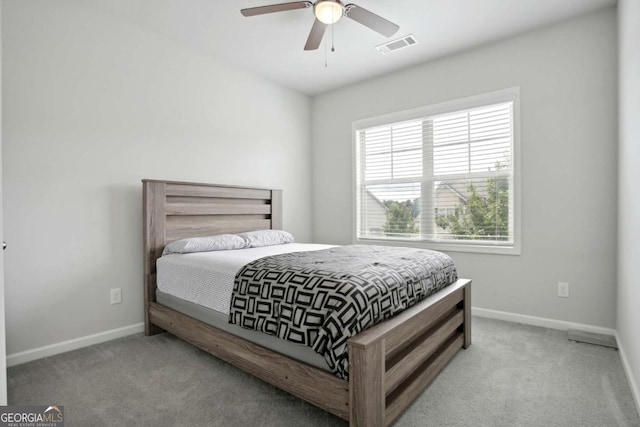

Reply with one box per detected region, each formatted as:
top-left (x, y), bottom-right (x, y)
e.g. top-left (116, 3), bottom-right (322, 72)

top-left (162, 234), bottom-right (249, 255)
top-left (238, 230), bottom-right (294, 248)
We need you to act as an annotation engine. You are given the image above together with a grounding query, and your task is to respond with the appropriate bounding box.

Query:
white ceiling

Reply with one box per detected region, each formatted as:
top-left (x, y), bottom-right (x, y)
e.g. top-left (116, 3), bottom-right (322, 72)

top-left (64, 0), bottom-right (616, 95)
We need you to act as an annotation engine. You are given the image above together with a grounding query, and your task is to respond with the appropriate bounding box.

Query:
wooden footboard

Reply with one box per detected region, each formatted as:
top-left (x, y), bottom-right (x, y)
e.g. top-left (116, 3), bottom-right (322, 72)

top-left (142, 180), bottom-right (472, 426)
top-left (348, 279), bottom-right (470, 426)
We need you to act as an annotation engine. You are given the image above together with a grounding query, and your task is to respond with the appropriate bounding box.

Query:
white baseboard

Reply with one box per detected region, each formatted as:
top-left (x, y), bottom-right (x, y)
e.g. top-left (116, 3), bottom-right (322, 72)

top-left (6, 323), bottom-right (144, 367)
top-left (472, 307), bottom-right (616, 336)
top-left (616, 332), bottom-right (640, 416)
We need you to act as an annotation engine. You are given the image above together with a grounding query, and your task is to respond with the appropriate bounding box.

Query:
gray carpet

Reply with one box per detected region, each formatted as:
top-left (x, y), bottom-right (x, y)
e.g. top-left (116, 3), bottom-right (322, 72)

top-left (8, 317), bottom-right (640, 427)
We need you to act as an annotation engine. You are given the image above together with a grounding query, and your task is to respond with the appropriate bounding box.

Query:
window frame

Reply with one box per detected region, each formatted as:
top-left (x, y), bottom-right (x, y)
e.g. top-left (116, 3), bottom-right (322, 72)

top-left (352, 87), bottom-right (521, 255)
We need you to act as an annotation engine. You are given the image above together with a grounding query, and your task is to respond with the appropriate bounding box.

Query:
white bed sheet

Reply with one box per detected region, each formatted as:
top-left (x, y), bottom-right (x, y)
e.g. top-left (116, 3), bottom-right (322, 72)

top-left (156, 243), bottom-right (335, 315)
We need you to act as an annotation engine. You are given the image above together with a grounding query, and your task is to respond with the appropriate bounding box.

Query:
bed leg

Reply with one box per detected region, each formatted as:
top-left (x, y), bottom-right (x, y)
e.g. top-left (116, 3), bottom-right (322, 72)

top-left (145, 317), bottom-right (164, 336)
top-left (463, 281), bottom-right (472, 348)
top-left (144, 274), bottom-right (164, 336)
top-left (144, 302), bottom-right (164, 336)
top-left (349, 340), bottom-right (385, 427)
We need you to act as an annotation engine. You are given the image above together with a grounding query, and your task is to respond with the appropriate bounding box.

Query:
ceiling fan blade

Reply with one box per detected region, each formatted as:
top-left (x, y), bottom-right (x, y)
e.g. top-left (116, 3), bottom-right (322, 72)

top-left (344, 4), bottom-right (399, 37)
top-left (304, 19), bottom-right (327, 50)
top-left (241, 1), bottom-right (312, 17)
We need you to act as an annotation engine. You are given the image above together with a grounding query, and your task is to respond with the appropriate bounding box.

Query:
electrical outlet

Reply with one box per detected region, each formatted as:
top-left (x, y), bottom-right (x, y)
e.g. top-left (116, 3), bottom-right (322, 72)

top-left (110, 288), bottom-right (122, 305)
top-left (558, 282), bottom-right (569, 298)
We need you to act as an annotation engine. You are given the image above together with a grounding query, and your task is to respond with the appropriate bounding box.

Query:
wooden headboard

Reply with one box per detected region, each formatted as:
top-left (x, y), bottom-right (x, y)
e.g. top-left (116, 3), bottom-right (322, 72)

top-left (142, 179), bottom-right (282, 334)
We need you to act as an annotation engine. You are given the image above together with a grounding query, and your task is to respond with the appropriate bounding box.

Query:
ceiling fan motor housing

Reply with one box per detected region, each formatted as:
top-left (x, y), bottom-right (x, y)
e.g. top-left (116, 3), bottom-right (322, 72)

top-left (314, 0), bottom-right (344, 24)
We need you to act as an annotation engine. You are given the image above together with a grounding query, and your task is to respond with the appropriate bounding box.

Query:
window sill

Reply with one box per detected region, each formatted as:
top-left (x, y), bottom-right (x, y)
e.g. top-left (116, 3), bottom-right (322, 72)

top-left (354, 237), bottom-right (521, 256)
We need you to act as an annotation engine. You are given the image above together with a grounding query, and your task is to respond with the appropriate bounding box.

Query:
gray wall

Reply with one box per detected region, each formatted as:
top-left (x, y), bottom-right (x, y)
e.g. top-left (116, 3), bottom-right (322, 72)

top-left (311, 9), bottom-right (618, 328)
top-left (2, 1), bottom-right (312, 355)
top-left (617, 0), bottom-right (640, 409)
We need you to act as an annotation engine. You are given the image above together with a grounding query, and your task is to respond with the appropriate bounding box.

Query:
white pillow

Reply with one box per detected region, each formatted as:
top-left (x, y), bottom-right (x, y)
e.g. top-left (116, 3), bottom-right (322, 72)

top-left (162, 234), bottom-right (249, 255)
top-left (238, 229), bottom-right (294, 248)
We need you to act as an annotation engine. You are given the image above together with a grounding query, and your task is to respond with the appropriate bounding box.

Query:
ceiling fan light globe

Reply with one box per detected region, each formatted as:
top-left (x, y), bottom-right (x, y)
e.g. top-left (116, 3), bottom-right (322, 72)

top-left (314, 1), bottom-right (343, 24)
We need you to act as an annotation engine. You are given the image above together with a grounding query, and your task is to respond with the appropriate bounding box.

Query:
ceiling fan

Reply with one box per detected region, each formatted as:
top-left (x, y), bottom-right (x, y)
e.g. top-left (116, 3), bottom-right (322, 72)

top-left (241, 0), bottom-right (399, 51)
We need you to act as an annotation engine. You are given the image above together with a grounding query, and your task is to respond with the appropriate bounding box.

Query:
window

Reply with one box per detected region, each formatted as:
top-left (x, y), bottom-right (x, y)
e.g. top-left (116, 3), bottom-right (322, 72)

top-left (354, 88), bottom-right (520, 254)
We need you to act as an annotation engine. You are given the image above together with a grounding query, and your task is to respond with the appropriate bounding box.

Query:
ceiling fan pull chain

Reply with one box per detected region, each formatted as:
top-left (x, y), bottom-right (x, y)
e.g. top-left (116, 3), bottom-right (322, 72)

top-left (331, 19), bottom-right (335, 52)
top-left (331, 4), bottom-right (335, 52)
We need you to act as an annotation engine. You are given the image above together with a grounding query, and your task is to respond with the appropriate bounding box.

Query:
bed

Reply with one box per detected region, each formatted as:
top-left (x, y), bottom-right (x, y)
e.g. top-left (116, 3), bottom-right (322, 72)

top-left (143, 179), bottom-right (472, 426)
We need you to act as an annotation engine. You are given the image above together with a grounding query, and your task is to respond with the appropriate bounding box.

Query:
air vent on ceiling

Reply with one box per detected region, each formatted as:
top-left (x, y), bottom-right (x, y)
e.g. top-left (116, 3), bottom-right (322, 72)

top-left (376, 34), bottom-right (417, 55)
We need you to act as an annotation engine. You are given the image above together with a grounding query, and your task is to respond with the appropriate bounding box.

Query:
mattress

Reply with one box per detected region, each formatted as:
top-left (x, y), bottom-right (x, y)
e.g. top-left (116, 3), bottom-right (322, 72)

top-left (156, 243), bottom-right (336, 372)
top-left (157, 243), bottom-right (335, 314)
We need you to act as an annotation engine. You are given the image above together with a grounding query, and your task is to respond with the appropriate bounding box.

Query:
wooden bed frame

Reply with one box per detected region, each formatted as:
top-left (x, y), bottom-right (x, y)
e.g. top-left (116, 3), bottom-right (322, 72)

top-left (143, 179), bottom-right (472, 427)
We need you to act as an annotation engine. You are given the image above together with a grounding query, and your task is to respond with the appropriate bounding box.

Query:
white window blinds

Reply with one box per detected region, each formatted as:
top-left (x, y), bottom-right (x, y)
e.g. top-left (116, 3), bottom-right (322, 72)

top-left (355, 97), bottom-right (515, 248)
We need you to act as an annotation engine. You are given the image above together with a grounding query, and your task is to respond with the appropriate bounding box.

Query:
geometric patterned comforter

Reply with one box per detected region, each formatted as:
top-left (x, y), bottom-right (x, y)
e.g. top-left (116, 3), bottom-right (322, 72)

top-left (229, 245), bottom-right (458, 379)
